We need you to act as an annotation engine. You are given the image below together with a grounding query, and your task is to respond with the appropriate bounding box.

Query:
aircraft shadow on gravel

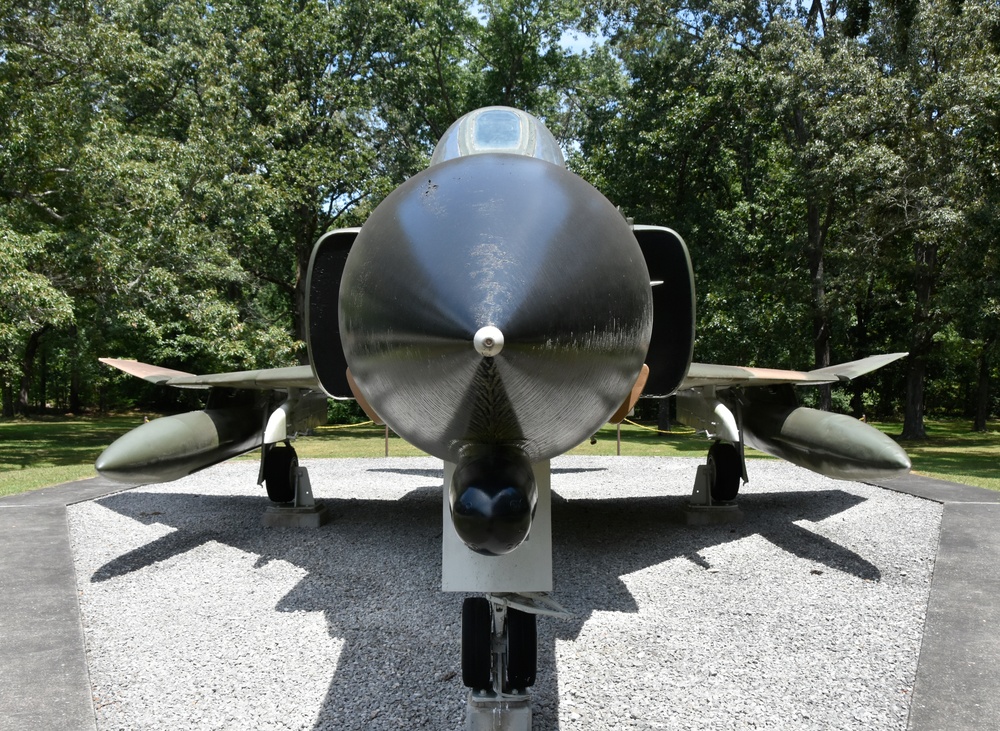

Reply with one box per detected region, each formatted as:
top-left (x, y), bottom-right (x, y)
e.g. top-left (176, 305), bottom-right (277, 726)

top-left (88, 479), bottom-right (877, 729)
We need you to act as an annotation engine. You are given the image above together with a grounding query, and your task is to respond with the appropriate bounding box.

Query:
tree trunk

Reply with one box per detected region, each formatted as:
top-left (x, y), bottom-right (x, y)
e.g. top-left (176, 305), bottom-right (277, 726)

top-left (902, 355), bottom-right (927, 438)
top-left (902, 240), bottom-right (938, 439)
top-left (17, 328), bottom-right (47, 417)
top-left (657, 397), bottom-right (671, 432)
top-left (807, 198), bottom-right (833, 410)
top-left (849, 281), bottom-right (874, 419)
top-left (973, 342), bottom-right (992, 432)
top-left (38, 347), bottom-right (47, 414)
top-left (70, 363), bottom-right (82, 414)
top-left (2, 383), bottom-right (13, 418)
top-left (791, 102), bottom-right (834, 411)
top-left (294, 203), bottom-right (320, 365)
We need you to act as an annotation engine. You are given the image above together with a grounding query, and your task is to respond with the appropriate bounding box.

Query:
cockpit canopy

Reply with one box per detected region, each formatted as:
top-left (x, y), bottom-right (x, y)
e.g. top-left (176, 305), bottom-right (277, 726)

top-left (430, 107), bottom-right (565, 168)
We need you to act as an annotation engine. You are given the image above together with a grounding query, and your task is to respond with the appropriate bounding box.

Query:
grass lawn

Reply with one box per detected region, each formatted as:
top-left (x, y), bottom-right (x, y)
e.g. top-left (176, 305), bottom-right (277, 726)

top-left (0, 415), bottom-right (142, 497)
top-left (880, 418), bottom-right (1000, 491)
top-left (1, 414), bottom-right (997, 497)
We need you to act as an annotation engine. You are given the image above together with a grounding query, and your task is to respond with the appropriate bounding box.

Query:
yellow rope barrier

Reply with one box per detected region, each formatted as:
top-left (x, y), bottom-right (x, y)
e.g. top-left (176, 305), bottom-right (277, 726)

top-left (314, 420), bottom-right (376, 431)
top-left (622, 418), bottom-right (673, 436)
top-left (317, 419), bottom-right (675, 440)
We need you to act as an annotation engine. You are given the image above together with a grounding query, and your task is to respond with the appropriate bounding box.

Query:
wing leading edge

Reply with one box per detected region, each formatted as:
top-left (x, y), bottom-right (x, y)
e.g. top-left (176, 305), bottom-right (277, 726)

top-left (99, 357), bottom-right (320, 391)
top-left (679, 353), bottom-right (908, 390)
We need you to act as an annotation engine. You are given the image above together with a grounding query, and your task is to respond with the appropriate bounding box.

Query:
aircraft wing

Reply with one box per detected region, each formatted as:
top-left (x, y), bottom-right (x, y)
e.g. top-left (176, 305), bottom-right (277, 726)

top-left (96, 358), bottom-right (328, 486)
top-left (99, 358), bottom-right (320, 391)
top-left (678, 353), bottom-right (908, 390)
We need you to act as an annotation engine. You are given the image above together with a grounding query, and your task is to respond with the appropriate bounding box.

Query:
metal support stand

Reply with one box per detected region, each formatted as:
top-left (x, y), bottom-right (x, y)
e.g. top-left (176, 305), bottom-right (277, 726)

top-left (464, 599), bottom-right (532, 731)
top-left (465, 691), bottom-right (532, 731)
top-left (684, 464), bottom-right (744, 526)
top-left (262, 467), bottom-right (330, 528)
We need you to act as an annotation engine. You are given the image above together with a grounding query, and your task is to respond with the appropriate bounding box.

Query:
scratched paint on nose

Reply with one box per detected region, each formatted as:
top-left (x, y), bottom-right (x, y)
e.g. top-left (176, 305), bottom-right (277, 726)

top-left (403, 157), bottom-right (573, 330)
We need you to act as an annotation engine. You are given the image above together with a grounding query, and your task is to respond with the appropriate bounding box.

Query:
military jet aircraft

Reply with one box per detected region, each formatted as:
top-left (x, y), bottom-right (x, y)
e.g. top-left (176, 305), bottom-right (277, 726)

top-left (96, 106), bottom-right (910, 723)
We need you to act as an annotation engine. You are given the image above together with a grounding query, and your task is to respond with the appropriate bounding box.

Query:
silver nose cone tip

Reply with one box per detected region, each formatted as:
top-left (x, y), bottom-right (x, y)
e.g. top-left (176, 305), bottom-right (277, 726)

top-left (473, 326), bottom-right (504, 357)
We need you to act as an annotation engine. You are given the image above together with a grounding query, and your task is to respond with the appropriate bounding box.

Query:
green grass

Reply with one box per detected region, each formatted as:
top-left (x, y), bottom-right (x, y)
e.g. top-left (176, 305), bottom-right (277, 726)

top-left (0, 415), bottom-right (141, 497)
top-left (1, 414), bottom-right (997, 497)
top-left (872, 418), bottom-right (1000, 491)
top-left (248, 423), bottom-right (429, 460)
top-left (291, 420), bottom-right (758, 460)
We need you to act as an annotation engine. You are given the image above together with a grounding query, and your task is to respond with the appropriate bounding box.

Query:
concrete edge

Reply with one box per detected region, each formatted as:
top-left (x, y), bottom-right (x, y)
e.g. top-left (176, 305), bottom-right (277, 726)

top-left (865, 472), bottom-right (1000, 731)
top-left (0, 476), bottom-right (140, 731)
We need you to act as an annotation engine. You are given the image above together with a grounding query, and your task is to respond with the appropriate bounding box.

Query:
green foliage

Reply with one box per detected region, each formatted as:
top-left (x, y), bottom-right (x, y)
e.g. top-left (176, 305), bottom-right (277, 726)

top-left (0, 0), bottom-right (996, 433)
top-left (579, 0), bottom-right (1000, 429)
top-left (326, 399), bottom-right (367, 425)
top-left (0, 230), bottom-right (75, 381)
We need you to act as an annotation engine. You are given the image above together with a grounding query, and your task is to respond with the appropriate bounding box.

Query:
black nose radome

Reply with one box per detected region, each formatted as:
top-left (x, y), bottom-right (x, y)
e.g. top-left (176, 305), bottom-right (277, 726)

top-left (450, 447), bottom-right (537, 556)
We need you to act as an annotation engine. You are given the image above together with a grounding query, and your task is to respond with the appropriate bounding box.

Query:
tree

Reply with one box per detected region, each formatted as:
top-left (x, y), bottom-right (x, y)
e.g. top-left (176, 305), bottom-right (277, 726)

top-left (862, 0), bottom-right (1000, 437)
top-left (583, 1), bottom-right (904, 384)
top-left (0, 230), bottom-right (74, 414)
top-left (468, 0), bottom-right (582, 121)
top-left (0, 0), bottom-right (94, 413)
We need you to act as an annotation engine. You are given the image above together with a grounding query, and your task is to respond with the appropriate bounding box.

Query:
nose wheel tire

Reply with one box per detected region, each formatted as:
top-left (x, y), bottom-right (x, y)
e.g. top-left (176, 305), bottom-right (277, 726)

top-left (264, 445), bottom-right (298, 503)
top-left (462, 597), bottom-right (493, 691)
top-left (505, 608), bottom-right (536, 691)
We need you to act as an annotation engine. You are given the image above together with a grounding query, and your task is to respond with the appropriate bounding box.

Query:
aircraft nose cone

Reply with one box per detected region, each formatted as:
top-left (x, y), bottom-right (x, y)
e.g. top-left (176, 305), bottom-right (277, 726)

top-left (338, 153), bottom-right (653, 463)
top-left (450, 447), bottom-right (536, 556)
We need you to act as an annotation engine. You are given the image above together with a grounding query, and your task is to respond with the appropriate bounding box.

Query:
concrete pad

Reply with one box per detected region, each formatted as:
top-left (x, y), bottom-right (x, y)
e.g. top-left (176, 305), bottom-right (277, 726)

top-left (0, 506), bottom-right (97, 731)
top-left (905, 502), bottom-right (1000, 730)
top-left (873, 473), bottom-right (1000, 505)
top-left (683, 504), bottom-right (744, 525)
top-left (0, 476), bottom-right (134, 731)
top-left (0, 475), bottom-right (132, 508)
top-left (261, 502), bottom-right (330, 528)
top-left (867, 473), bottom-right (1000, 731)
top-left (466, 691), bottom-right (532, 731)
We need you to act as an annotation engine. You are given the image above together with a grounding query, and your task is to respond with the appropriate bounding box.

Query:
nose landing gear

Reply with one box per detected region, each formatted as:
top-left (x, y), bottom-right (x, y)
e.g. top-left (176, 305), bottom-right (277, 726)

top-left (460, 593), bottom-right (567, 731)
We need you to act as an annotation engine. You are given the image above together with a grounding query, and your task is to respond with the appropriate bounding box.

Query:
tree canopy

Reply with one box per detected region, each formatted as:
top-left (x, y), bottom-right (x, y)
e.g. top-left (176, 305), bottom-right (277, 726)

top-left (1, 0), bottom-right (997, 433)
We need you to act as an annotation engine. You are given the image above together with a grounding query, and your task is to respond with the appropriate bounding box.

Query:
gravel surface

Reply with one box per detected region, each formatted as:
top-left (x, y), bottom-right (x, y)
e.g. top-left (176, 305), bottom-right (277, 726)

top-left (68, 456), bottom-right (942, 730)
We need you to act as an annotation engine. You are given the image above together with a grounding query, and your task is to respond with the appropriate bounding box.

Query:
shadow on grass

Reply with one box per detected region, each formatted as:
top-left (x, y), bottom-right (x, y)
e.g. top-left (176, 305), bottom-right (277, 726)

top-left (0, 415), bottom-right (141, 470)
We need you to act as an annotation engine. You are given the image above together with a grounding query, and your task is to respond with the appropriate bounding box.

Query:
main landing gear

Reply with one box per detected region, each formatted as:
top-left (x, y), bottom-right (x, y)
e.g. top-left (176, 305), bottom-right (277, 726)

top-left (460, 593), bottom-right (568, 731)
top-left (707, 440), bottom-right (742, 502)
top-left (686, 440), bottom-right (745, 526)
top-left (260, 441), bottom-right (329, 528)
